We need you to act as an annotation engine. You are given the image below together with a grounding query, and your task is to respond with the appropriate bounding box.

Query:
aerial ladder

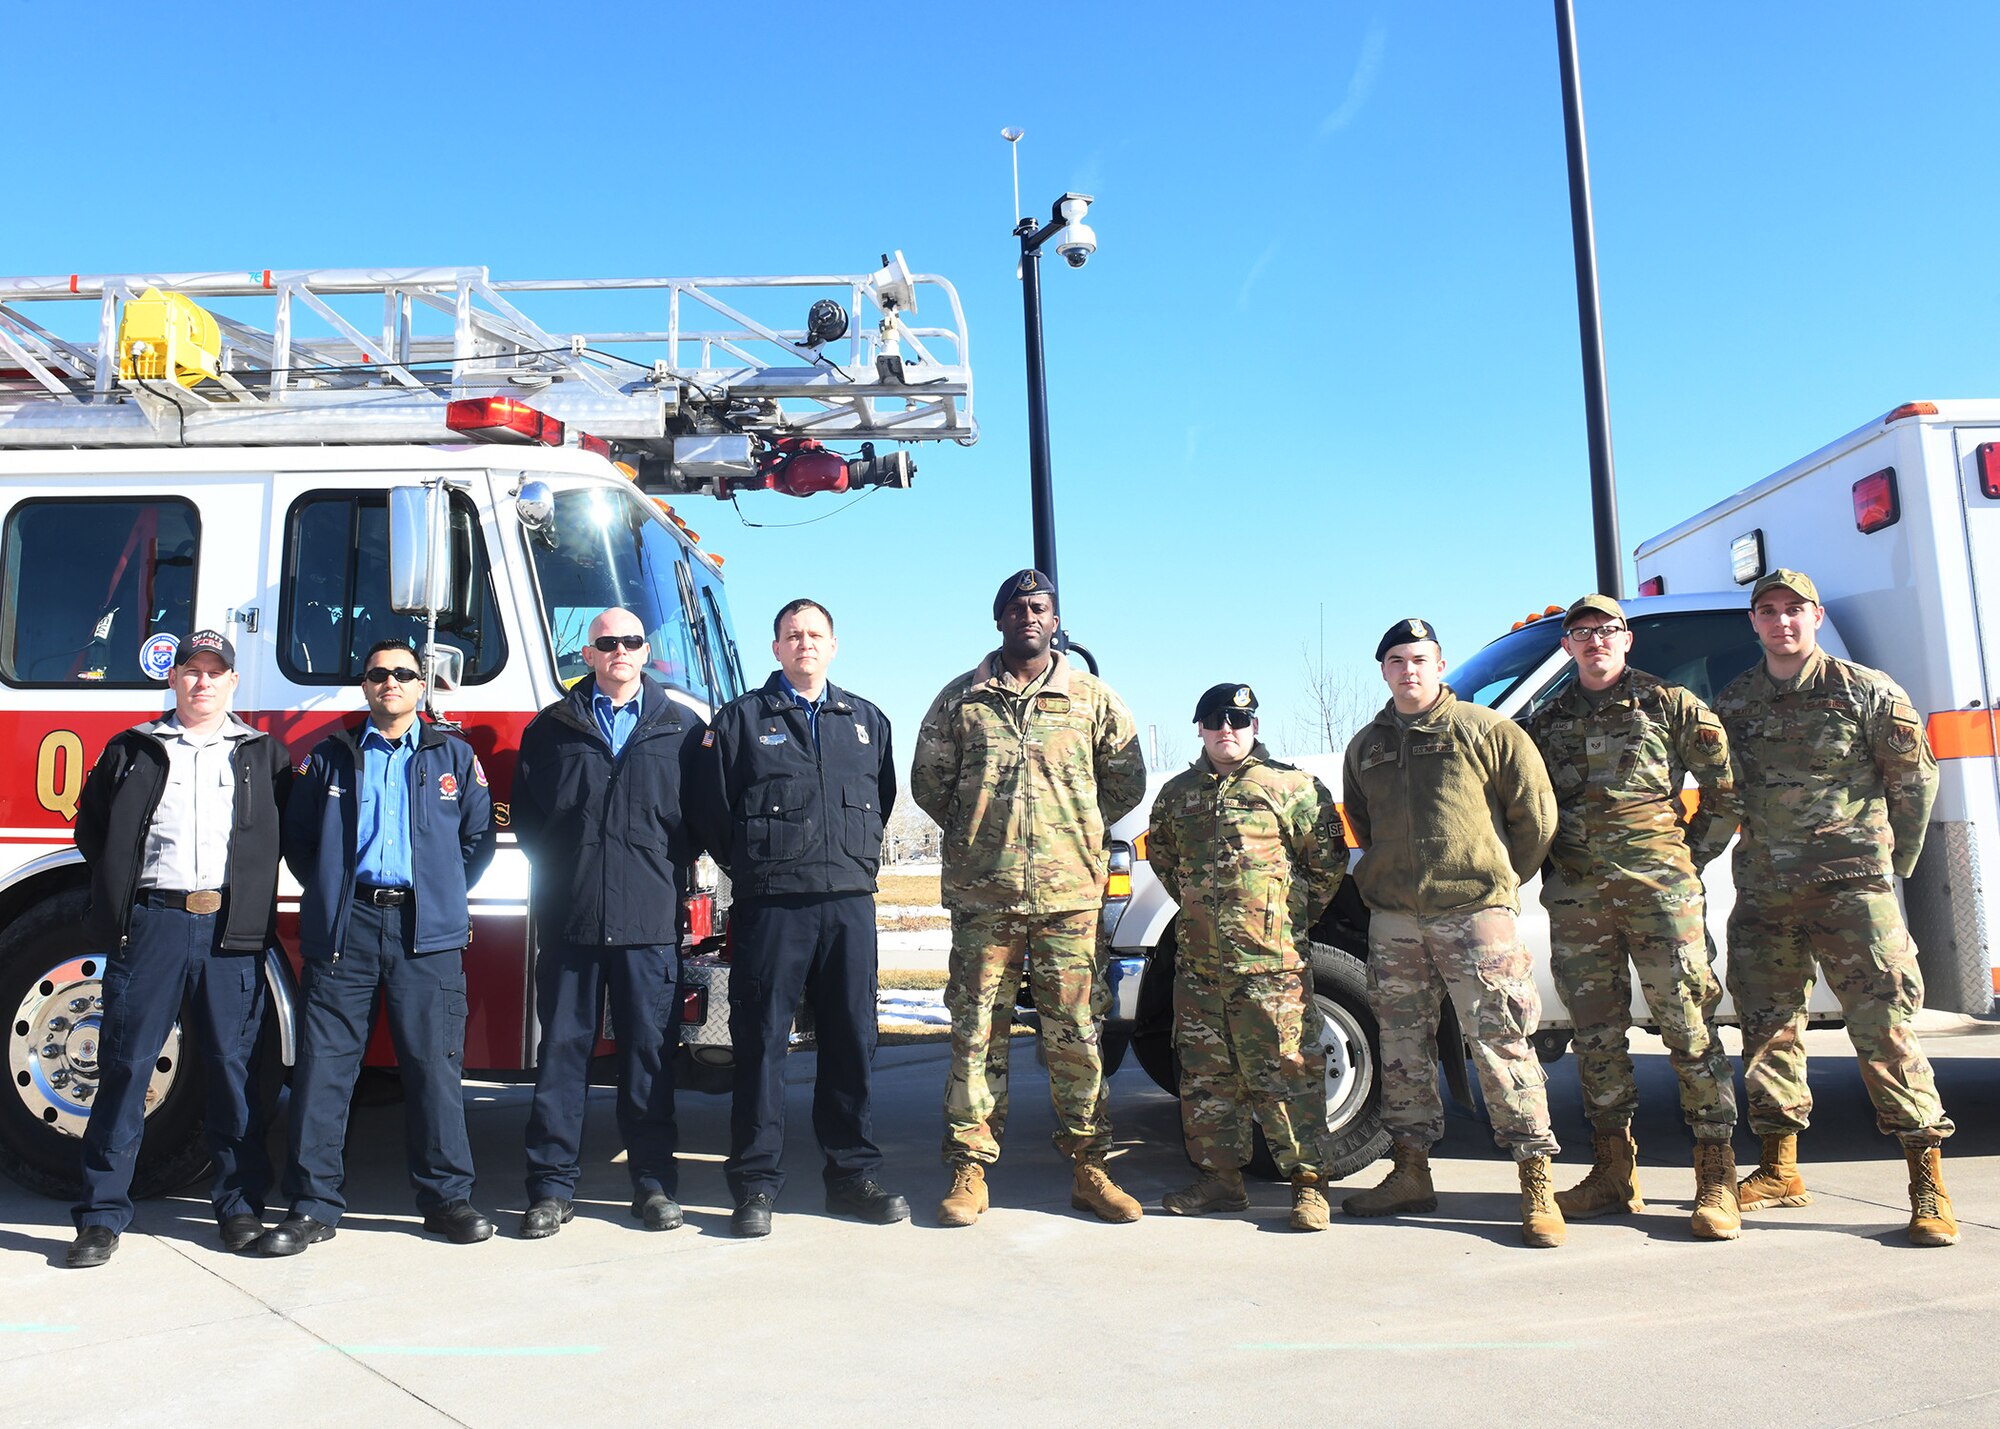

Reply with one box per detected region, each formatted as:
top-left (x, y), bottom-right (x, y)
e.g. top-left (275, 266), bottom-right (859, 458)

top-left (0, 256), bottom-right (975, 496)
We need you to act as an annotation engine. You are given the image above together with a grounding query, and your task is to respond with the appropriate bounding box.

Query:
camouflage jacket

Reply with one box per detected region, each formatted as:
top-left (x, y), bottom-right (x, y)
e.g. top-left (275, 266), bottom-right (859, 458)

top-left (1342, 687), bottom-right (1556, 918)
top-left (1524, 668), bottom-right (1734, 892)
top-left (911, 648), bottom-right (1146, 913)
top-left (1712, 648), bottom-right (1936, 886)
top-left (1147, 743), bottom-right (1346, 977)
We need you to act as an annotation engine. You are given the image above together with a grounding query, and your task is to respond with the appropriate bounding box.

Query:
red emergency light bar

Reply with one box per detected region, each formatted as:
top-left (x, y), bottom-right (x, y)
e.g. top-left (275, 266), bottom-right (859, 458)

top-left (1852, 468), bottom-right (1900, 533)
top-left (1638, 576), bottom-right (1665, 597)
top-left (1977, 444), bottom-right (2000, 501)
top-left (578, 433), bottom-right (613, 460)
top-left (445, 396), bottom-right (564, 447)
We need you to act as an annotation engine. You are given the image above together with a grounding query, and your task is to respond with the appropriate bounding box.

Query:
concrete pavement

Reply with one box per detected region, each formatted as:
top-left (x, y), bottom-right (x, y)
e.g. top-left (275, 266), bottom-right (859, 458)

top-left (4, 1022), bottom-right (1998, 1426)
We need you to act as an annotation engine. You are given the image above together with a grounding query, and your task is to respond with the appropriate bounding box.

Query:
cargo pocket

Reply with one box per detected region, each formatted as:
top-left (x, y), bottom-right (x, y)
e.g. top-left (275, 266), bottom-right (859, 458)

top-left (844, 781), bottom-right (885, 870)
top-left (745, 778), bottom-right (810, 862)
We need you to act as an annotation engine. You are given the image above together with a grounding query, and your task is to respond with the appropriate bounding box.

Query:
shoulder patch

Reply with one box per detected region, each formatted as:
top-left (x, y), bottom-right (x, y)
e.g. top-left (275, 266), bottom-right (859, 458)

top-left (295, 755), bottom-right (312, 776)
top-left (472, 757), bottom-right (488, 788)
top-left (702, 730), bottom-right (716, 747)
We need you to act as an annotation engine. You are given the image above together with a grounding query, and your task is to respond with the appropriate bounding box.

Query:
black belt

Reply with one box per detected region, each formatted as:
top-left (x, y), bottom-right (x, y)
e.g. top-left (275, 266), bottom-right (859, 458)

top-left (355, 885), bottom-right (412, 907)
top-left (147, 889), bottom-right (226, 915)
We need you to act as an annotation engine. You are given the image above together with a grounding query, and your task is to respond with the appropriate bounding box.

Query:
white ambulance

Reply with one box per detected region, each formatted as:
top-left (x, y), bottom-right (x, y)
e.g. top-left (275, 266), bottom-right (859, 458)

top-left (1102, 400), bottom-right (1994, 1175)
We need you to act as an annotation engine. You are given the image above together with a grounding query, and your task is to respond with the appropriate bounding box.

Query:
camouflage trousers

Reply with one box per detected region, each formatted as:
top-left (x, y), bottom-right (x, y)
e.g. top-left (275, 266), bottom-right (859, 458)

top-left (1726, 876), bottom-right (1954, 1145)
top-left (1543, 875), bottom-right (1736, 1139)
top-left (1366, 907), bottom-right (1558, 1161)
top-left (1174, 962), bottom-right (1325, 1178)
top-left (941, 908), bottom-right (1110, 1166)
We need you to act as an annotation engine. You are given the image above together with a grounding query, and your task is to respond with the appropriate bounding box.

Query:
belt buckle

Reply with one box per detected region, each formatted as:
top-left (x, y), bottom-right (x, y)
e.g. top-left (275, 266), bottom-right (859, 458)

top-left (185, 890), bottom-right (223, 915)
top-left (372, 888), bottom-right (403, 907)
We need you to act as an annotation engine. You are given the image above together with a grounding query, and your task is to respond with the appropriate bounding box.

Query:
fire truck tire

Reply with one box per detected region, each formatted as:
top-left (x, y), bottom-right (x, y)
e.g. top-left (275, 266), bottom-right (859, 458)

top-left (0, 887), bottom-right (213, 1201)
top-left (1129, 931), bottom-right (1389, 1183)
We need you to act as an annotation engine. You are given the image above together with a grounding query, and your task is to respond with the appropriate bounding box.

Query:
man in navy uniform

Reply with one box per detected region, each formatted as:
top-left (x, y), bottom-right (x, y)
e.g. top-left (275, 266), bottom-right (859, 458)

top-left (257, 639), bottom-right (496, 1255)
top-left (66, 630), bottom-right (290, 1267)
top-left (689, 598), bottom-right (907, 1237)
top-left (512, 608), bottom-right (705, 1237)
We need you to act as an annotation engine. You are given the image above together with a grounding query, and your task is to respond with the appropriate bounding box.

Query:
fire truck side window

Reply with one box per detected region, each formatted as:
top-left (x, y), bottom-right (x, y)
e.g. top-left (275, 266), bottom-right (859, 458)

top-left (279, 490), bottom-right (506, 684)
top-left (0, 498), bottom-right (199, 688)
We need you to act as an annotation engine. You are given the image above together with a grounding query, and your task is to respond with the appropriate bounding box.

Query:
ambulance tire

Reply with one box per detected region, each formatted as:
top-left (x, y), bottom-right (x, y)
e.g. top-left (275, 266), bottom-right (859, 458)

top-left (1130, 930), bottom-right (1389, 1183)
top-left (0, 886), bottom-right (212, 1200)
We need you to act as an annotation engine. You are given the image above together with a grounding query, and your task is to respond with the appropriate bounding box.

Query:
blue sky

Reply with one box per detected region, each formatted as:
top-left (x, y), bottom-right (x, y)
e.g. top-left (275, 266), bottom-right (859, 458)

top-left (12, 1), bottom-right (2000, 769)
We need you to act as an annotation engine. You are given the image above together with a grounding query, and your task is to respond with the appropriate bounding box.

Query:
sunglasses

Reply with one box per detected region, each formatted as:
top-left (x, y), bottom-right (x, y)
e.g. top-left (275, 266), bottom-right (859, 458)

top-left (364, 666), bottom-right (423, 685)
top-left (592, 635), bottom-right (647, 652)
top-left (1200, 710), bottom-right (1255, 731)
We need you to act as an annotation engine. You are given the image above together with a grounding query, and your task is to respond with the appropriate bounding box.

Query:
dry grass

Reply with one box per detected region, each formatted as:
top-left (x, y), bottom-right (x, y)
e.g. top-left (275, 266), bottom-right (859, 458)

top-left (879, 911), bottom-right (950, 933)
top-left (875, 872), bottom-right (943, 908)
top-left (881, 969), bottom-right (950, 991)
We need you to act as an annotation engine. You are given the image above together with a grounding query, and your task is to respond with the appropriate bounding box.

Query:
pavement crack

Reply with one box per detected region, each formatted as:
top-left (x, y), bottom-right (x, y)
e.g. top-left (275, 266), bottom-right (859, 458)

top-left (1830, 1385), bottom-right (2000, 1426)
top-left (157, 1237), bottom-right (471, 1428)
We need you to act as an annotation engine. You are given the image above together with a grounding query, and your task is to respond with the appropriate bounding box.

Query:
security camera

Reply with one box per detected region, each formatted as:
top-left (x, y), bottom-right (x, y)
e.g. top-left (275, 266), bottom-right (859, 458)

top-left (1050, 192), bottom-right (1096, 267)
top-left (1056, 222), bottom-right (1096, 267)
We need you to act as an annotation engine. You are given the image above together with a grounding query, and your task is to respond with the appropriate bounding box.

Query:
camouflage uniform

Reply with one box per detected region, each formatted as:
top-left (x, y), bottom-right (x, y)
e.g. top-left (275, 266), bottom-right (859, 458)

top-left (911, 648), bottom-right (1146, 1165)
top-left (1525, 669), bottom-right (1738, 1138)
top-left (1713, 648), bottom-right (1953, 1144)
top-left (1147, 743), bottom-right (1346, 1177)
top-left (1343, 688), bottom-right (1560, 1160)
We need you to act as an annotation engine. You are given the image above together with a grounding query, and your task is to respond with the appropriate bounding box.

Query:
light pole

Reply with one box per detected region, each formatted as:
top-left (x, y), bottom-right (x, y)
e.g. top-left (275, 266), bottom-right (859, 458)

top-left (1013, 191), bottom-right (1096, 595)
top-left (1554, 0), bottom-right (1623, 597)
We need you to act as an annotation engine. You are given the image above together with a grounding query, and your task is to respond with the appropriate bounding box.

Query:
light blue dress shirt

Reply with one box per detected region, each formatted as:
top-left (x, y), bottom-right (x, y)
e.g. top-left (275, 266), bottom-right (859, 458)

top-left (592, 689), bottom-right (641, 757)
top-left (356, 724), bottom-right (417, 887)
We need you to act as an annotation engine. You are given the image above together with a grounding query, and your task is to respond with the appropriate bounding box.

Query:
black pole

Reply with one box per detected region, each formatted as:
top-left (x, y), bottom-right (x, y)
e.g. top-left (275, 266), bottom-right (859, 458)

top-left (1017, 219), bottom-right (1059, 591)
top-left (1554, 0), bottom-right (1623, 597)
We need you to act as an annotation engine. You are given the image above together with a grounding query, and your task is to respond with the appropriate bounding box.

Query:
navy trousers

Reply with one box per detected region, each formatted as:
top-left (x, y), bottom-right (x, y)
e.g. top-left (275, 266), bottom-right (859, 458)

top-left (74, 895), bottom-right (269, 1232)
top-left (726, 893), bottom-right (882, 1201)
top-left (284, 900), bottom-right (473, 1224)
top-left (524, 942), bottom-right (680, 1201)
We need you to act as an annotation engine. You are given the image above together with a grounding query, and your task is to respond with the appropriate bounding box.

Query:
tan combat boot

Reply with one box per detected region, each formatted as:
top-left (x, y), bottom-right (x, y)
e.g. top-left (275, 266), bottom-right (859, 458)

top-left (1340, 1143), bottom-right (1437, 1218)
top-left (1160, 1167), bottom-right (1249, 1216)
top-left (1072, 1158), bottom-right (1143, 1223)
top-left (937, 1162), bottom-right (988, 1227)
top-left (1905, 1143), bottom-right (1960, 1247)
top-left (1689, 1138), bottom-right (1742, 1241)
top-left (1554, 1127), bottom-right (1645, 1219)
top-left (1519, 1155), bottom-right (1566, 1248)
top-left (1737, 1132), bottom-right (1812, 1210)
top-left (1290, 1171), bottom-right (1331, 1232)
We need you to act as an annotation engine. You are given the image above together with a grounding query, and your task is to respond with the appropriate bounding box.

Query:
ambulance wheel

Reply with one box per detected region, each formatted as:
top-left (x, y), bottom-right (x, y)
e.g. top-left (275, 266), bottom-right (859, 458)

top-left (1131, 931), bottom-right (1388, 1183)
top-left (0, 886), bottom-right (212, 1200)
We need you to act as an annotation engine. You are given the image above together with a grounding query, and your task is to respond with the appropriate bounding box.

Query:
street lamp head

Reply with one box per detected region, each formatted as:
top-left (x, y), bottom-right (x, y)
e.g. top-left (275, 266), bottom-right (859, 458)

top-left (1001, 127), bottom-right (1025, 142)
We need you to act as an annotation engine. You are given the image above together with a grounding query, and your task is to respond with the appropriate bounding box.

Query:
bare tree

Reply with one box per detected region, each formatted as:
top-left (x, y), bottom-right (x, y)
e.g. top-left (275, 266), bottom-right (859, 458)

top-left (1287, 636), bottom-right (1378, 757)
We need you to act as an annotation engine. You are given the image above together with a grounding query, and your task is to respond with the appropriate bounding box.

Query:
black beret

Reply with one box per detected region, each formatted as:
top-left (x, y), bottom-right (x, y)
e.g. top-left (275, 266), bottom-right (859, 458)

top-left (994, 568), bottom-right (1057, 620)
top-left (1375, 617), bottom-right (1440, 661)
top-left (1193, 682), bottom-right (1258, 723)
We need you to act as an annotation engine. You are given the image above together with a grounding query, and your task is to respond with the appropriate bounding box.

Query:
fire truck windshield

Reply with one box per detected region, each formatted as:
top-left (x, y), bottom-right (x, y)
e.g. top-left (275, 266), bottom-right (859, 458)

top-left (527, 484), bottom-right (733, 705)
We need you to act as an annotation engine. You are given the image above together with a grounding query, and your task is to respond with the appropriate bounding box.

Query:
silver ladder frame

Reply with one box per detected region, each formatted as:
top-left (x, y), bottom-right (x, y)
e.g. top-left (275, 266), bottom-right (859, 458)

top-left (0, 264), bottom-right (974, 453)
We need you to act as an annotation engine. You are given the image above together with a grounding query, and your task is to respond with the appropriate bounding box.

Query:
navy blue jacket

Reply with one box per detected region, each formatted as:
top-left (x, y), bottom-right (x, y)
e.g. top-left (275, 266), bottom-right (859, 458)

top-left (688, 671), bottom-right (896, 898)
top-left (512, 674), bottom-right (704, 947)
top-left (283, 717), bottom-right (496, 959)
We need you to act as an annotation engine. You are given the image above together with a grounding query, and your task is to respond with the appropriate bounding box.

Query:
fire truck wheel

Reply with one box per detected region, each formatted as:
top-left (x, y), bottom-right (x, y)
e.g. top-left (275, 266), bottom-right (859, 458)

top-left (1130, 931), bottom-right (1389, 1183)
top-left (0, 886), bottom-right (212, 1200)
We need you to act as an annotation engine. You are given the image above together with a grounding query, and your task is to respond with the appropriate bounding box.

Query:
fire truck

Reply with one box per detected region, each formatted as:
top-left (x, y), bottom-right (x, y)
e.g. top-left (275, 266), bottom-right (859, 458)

top-left (0, 259), bottom-right (974, 1197)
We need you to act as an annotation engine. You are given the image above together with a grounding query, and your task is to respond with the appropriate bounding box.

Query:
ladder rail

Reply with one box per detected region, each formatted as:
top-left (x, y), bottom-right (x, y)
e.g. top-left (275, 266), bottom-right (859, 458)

top-left (0, 263), bottom-right (976, 456)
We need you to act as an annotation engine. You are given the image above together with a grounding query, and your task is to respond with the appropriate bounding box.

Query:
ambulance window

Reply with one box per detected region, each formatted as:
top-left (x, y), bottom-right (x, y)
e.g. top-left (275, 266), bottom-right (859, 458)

top-left (1528, 609), bottom-right (1764, 710)
top-left (0, 497), bottom-right (199, 688)
top-left (1624, 610), bottom-right (1762, 705)
top-left (279, 491), bottom-right (506, 684)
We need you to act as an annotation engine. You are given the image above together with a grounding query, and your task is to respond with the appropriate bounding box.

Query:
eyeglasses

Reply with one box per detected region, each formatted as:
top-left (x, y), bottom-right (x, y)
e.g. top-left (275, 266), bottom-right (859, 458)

top-left (1200, 710), bottom-right (1255, 731)
top-left (592, 634), bottom-right (647, 652)
top-left (364, 666), bottom-right (423, 685)
top-left (1564, 624), bottom-right (1627, 644)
